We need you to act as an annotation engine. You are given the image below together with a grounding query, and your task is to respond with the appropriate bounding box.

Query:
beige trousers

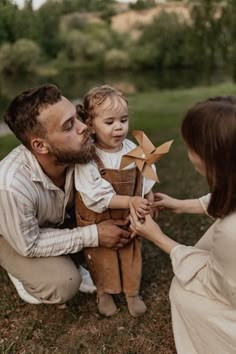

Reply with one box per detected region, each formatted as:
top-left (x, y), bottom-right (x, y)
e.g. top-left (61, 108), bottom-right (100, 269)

top-left (0, 236), bottom-right (82, 304)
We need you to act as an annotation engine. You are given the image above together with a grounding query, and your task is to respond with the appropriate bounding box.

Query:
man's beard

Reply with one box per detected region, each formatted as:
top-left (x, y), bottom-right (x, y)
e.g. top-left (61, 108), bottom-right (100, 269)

top-left (50, 142), bottom-right (96, 165)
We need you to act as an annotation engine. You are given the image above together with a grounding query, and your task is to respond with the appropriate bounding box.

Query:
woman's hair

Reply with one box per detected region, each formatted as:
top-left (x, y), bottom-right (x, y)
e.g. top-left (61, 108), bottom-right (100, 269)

top-left (182, 96), bottom-right (236, 218)
top-left (77, 85), bottom-right (128, 125)
top-left (4, 84), bottom-right (62, 150)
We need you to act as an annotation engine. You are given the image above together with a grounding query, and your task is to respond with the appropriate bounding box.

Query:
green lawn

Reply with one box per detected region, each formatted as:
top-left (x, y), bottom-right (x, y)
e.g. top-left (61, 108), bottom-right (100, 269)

top-left (0, 82), bottom-right (235, 353)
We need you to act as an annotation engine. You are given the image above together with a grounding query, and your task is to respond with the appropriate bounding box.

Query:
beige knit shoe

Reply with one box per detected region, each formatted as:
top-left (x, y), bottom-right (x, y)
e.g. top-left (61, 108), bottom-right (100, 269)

top-left (126, 295), bottom-right (147, 317)
top-left (97, 292), bottom-right (118, 317)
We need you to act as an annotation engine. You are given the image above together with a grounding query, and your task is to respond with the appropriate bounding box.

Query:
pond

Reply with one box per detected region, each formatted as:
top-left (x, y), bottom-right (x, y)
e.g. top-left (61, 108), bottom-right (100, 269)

top-left (0, 67), bottom-right (232, 118)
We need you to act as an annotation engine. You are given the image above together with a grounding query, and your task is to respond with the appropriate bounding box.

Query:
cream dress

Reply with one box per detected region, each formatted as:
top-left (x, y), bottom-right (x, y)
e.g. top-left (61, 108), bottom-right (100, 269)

top-left (169, 194), bottom-right (236, 354)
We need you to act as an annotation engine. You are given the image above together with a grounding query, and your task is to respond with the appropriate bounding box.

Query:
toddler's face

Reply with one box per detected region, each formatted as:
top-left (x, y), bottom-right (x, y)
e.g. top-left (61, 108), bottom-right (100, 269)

top-left (91, 96), bottom-right (129, 152)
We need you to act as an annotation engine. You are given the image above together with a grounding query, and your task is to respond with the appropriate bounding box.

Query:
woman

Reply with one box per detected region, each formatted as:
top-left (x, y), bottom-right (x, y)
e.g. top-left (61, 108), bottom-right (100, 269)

top-left (130, 96), bottom-right (236, 354)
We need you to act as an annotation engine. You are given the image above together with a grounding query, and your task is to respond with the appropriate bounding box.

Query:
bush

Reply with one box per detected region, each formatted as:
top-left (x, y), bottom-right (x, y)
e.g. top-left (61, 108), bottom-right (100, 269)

top-left (131, 12), bottom-right (190, 69)
top-left (0, 38), bottom-right (40, 76)
top-left (104, 49), bottom-right (130, 70)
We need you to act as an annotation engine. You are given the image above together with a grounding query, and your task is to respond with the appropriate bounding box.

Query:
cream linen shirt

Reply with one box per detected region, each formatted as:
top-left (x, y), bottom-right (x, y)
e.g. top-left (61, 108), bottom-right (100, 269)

top-left (0, 145), bottom-right (98, 257)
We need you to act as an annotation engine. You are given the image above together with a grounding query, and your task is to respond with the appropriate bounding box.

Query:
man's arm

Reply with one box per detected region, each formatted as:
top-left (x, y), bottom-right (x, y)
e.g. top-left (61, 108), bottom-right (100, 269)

top-left (0, 190), bottom-right (130, 257)
top-left (0, 189), bottom-right (98, 257)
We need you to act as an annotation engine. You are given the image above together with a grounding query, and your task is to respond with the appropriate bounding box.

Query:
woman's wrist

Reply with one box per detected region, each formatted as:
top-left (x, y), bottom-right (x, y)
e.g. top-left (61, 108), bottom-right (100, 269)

top-left (181, 199), bottom-right (205, 214)
top-left (151, 231), bottom-right (179, 254)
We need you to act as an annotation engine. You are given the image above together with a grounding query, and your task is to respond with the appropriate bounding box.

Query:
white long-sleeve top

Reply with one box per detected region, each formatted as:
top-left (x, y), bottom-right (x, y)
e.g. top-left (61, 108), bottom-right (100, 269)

top-left (75, 139), bottom-right (156, 213)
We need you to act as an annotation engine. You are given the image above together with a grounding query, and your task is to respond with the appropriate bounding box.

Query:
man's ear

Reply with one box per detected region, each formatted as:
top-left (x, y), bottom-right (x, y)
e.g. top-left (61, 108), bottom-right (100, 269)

top-left (31, 138), bottom-right (49, 155)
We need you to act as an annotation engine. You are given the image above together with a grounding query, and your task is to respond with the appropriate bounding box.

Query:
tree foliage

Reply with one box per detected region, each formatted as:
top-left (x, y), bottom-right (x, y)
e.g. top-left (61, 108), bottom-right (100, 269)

top-left (0, 38), bottom-right (40, 75)
top-left (0, 0), bottom-right (235, 78)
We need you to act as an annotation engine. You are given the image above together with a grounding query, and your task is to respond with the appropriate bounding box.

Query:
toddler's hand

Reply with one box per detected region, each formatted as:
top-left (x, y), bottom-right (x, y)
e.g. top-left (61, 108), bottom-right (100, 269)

top-left (129, 196), bottom-right (150, 218)
top-left (150, 206), bottom-right (159, 220)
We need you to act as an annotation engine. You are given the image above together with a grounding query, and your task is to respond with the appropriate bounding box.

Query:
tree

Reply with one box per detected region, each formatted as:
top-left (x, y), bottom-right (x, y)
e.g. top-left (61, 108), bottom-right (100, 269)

top-left (0, 38), bottom-right (40, 76)
top-left (0, 0), bottom-right (19, 44)
top-left (131, 12), bottom-right (190, 69)
top-left (190, 0), bottom-right (229, 69)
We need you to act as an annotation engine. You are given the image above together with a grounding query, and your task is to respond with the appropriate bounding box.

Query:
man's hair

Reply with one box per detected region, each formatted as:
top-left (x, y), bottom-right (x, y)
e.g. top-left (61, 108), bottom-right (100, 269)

top-left (77, 85), bottom-right (128, 124)
top-left (4, 84), bottom-right (62, 149)
top-left (182, 96), bottom-right (236, 218)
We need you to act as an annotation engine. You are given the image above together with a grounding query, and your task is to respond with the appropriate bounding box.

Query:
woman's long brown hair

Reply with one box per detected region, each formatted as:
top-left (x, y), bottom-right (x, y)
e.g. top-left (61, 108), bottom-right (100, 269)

top-left (182, 96), bottom-right (236, 218)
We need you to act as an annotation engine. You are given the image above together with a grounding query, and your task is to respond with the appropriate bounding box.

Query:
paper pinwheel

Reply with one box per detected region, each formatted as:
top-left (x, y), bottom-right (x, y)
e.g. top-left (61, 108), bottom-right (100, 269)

top-left (120, 130), bottom-right (173, 183)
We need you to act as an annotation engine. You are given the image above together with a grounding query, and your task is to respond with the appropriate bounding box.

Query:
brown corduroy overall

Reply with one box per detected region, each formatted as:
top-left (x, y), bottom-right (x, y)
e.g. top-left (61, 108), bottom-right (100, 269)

top-left (75, 157), bottom-right (142, 296)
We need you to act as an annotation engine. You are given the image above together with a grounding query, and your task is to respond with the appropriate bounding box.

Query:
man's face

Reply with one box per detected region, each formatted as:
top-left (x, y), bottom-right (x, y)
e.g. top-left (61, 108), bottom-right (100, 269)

top-left (39, 97), bottom-right (95, 164)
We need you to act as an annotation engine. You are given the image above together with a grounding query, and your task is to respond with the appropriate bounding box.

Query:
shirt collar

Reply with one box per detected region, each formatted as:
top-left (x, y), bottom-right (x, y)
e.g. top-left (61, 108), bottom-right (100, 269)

top-left (22, 145), bottom-right (74, 190)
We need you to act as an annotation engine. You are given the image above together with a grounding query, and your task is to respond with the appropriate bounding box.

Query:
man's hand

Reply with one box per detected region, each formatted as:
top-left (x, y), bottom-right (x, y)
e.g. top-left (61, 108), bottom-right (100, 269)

top-left (97, 219), bottom-right (131, 249)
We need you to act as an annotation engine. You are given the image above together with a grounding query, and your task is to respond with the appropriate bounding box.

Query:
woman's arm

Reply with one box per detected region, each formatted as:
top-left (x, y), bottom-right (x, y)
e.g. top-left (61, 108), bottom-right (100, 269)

top-left (129, 205), bottom-right (179, 254)
top-left (153, 193), bottom-right (206, 214)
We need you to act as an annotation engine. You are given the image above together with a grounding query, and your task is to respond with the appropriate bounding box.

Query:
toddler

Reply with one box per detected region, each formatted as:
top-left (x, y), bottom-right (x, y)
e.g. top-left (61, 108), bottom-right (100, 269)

top-left (75, 85), bottom-right (156, 317)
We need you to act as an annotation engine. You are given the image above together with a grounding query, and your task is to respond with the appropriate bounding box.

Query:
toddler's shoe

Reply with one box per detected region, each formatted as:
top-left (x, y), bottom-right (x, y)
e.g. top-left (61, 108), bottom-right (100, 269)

top-left (97, 292), bottom-right (118, 317)
top-left (79, 265), bottom-right (96, 294)
top-left (8, 273), bottom-right (41, 304)
top-left (126, 295), bottom-right (147, 317)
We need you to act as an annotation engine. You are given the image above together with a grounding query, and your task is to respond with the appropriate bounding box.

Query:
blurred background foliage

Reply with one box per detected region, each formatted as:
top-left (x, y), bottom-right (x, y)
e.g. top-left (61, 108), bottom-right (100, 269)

top-left (0, 0), bottom-right (236, 115)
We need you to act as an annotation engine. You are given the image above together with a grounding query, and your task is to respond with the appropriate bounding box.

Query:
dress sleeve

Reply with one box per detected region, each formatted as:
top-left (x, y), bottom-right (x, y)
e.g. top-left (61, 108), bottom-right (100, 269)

top-left (170, 217), bottom-right (236, 307)
top-left (74, 163), bottom-right (115, 213)
top-left (199, 193), bottom-right (211, 216)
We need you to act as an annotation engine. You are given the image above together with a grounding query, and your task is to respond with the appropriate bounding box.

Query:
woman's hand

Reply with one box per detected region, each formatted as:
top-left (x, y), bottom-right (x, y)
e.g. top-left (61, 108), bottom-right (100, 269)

top-left (129, 204), bottom-right (163, 242)
top-left (129, 204), bottom-right (179, 254)
top-left (153, 193), bottom-right (184, 214)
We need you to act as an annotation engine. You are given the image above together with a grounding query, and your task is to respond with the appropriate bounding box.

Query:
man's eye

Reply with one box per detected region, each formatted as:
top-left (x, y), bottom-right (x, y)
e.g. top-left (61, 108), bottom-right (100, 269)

top-left (65, 121), bottom-right (73, 131)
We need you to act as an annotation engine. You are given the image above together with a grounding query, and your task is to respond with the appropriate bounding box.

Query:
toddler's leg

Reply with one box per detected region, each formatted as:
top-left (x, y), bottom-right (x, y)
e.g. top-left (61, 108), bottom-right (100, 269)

top-left (125, 295), bottom-right (147, 318)
top-left (97, 290), bottom-right (118, 317)
top-left (84, 247), bottom-right (121, 316)
top-left (119, 238), bottom-right (147, 317)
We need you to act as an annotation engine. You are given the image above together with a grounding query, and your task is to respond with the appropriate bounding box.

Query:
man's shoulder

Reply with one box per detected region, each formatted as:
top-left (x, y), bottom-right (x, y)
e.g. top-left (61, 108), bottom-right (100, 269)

top-left (0, 145), bottom-right (31, 190)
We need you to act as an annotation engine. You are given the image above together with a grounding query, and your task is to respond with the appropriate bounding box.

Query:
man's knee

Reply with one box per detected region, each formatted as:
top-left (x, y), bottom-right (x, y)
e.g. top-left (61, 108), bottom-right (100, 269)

top-left (26, 267), bottom-right (82, 304)
top-left (45, 268), bottom-right (81, 304)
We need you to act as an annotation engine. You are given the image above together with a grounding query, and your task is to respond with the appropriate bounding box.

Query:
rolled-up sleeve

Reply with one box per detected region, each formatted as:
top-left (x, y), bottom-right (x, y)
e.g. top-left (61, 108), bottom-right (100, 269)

top-left (0, 189), bottom-right (98, 257)
top-left (75, 163), bottom-right (115, 213)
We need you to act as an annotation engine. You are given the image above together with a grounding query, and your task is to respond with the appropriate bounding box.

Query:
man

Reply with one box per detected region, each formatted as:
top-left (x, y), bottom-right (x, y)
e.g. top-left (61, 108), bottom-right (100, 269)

top-left (0, 84), bottom-right (130, 305)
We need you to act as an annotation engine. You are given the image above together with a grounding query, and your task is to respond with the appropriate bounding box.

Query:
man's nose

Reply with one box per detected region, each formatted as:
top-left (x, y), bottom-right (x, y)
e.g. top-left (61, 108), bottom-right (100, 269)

top-left (76, 119), bottom-right (88, 134)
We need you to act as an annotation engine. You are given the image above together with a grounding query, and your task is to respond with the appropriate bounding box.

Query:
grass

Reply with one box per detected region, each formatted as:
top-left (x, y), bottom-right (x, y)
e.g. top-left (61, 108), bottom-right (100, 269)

top-left (1, 82), bottom-right (235, 353)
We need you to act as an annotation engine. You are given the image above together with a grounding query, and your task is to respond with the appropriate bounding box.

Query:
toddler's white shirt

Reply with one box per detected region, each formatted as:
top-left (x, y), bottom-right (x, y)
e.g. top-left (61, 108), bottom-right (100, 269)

top-left (75, 139), bottom-right (156, 213)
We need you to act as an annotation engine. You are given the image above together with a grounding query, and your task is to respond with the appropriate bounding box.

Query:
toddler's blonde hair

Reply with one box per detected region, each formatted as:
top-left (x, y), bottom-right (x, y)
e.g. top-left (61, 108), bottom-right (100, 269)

top-left (77, 85), bottom-right (128, 124)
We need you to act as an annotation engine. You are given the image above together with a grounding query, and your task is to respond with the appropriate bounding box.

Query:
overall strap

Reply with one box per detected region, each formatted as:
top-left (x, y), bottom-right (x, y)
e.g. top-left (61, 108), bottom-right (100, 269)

top-left (94, 154), bottom-right (107, 177)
